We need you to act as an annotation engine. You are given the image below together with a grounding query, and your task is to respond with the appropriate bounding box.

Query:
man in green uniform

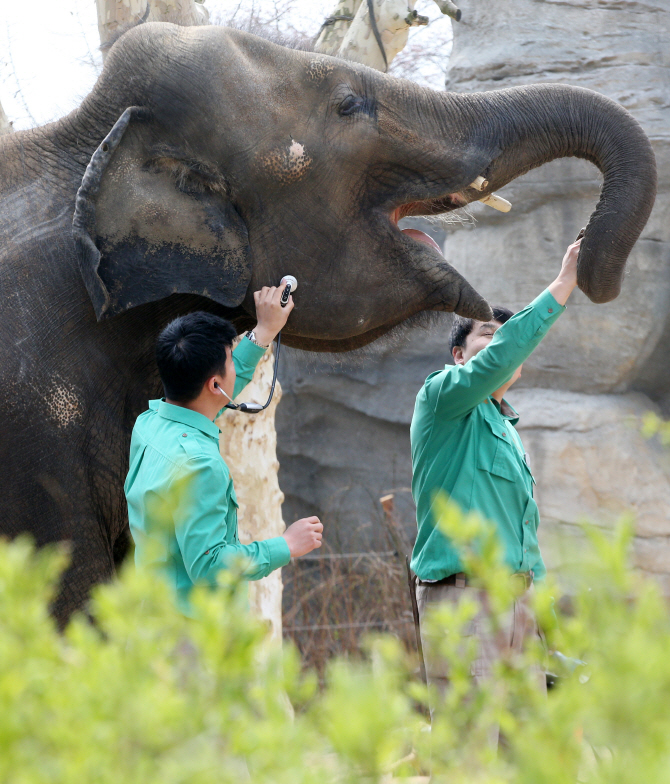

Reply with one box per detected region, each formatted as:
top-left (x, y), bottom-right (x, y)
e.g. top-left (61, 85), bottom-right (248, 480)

top-left (125, 286), bottom-right (323, 614)
top-left (410, 238), bottom-right (581, 709)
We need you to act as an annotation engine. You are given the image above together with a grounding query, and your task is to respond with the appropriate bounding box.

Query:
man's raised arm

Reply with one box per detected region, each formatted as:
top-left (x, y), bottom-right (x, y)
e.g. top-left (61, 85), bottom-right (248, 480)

top-left (425, 239), bottom-right (580, 421)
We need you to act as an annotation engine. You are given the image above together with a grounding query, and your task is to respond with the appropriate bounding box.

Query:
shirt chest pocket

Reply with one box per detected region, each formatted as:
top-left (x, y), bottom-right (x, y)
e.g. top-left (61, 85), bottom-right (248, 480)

top-left (478, 418), bottom-right (516, 482)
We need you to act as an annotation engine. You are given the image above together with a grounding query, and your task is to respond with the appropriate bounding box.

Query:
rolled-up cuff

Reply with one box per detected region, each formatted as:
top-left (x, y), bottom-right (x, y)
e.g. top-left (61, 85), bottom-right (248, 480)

top-left (529, 289), bottom-right (566, 320)
top-left (264, 536), bottom-right (292, 571)
top-left (233, 335), bottom-right (267, 366)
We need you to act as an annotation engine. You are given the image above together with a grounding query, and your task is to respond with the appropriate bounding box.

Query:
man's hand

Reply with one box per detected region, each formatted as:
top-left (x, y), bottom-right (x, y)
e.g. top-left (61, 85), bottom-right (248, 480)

top-left (548, 238), bottom-right (581, 306)
top-left (282, 516), bottom-right (323, 558)
top-left (252, 285), bottom-right (295, 347)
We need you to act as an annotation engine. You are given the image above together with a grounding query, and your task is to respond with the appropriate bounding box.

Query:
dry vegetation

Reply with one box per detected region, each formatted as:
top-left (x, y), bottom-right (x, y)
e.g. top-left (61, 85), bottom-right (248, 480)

top-left (282, 519), bottom-right (418, 679)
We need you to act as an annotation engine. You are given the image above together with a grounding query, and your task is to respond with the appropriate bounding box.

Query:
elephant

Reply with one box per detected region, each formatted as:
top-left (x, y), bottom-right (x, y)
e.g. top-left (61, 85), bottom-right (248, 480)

top-left (0, 21), bottom-right (656, 625)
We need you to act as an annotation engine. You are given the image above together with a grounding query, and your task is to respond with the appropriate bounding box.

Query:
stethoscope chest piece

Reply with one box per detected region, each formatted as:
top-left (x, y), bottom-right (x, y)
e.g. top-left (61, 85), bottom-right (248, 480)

top-left (225, 276), bottom-right (297, 414)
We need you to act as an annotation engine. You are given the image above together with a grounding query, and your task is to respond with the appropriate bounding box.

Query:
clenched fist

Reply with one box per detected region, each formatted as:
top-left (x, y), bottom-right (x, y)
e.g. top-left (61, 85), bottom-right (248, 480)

top-left (282, 516), bottom-right (323, 558)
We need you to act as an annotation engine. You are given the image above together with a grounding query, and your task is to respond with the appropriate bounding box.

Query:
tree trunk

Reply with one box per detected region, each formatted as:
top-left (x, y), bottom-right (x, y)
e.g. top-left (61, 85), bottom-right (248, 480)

top-left (0, 101), bottom-right (12, 136)
top-left (216, 343), bottom-right (286, 641)
top-left (96, 0), bottom-right (208, 52)
top-left (317, 0), bottom-right (456, 73)
top-left (337, 0), bottom-right (427, 73)
top-left (314, 0), bottom-right (362, 56)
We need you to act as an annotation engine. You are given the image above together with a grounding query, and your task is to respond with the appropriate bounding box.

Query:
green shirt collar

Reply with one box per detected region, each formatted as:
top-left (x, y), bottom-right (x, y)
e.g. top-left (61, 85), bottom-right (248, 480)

top-left (490, 396), bottom-right (520, 425)
top-left (153, 399), bottom-right (220, 439)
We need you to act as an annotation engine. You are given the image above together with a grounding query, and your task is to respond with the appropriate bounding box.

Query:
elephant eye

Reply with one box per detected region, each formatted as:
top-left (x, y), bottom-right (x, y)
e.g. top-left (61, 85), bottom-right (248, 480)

top-left (338, 94), bottom-right (370, 117)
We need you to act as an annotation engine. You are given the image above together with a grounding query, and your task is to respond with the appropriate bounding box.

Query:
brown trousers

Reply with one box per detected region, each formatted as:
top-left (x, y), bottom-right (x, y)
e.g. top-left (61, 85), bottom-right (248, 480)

top-left (416, 581), bottom-right (547, 744)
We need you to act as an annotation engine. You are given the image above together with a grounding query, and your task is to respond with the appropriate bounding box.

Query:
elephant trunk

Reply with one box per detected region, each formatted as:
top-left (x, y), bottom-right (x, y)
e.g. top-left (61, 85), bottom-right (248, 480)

top-left (447, 84), bottom-right (657, 303)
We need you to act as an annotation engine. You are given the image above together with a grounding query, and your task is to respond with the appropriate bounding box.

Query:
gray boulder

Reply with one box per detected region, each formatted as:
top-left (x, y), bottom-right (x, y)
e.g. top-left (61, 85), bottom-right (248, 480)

top-left (511, 388), bottom-right (670, 592)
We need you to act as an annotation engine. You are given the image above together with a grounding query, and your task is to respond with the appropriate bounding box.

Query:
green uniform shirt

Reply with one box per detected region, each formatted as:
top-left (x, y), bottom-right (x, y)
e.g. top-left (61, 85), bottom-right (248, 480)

top-left (125, 338), bottom-right (291, 612)
top-left (410, 288), bottom-right (565, 582)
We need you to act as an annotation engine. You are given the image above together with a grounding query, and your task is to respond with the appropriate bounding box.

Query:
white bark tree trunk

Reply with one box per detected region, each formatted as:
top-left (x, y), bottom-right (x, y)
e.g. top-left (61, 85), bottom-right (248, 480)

top-left (337, 0), bottom-right (427, 73)
top-left (96, 0), bottom-right (208, 52)
top-left (314, 0), bottom-right (362, 57)
top-left (316, 0), bottom-right (465, 73)
top-left (0, 101), bottom-right (13, 136)
top-left (216, 342), bottom-right (286, 641)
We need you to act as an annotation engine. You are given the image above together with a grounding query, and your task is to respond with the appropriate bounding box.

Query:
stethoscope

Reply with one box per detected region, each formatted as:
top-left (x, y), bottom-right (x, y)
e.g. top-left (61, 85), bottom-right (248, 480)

top-left (215, 276), bottom-right (297, 414)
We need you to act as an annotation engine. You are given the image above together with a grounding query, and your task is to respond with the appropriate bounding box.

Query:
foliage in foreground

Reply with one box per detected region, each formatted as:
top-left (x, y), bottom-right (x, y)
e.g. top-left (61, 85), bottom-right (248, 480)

top-left (2, 503), bottom-right (670, 783)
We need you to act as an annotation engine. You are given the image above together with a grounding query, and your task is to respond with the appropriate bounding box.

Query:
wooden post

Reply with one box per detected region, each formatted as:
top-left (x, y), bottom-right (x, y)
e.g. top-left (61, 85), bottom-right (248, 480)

top-left (379, 493), bottom-right (412, 559)
top-left (379, 493), bottom-right (427, 685)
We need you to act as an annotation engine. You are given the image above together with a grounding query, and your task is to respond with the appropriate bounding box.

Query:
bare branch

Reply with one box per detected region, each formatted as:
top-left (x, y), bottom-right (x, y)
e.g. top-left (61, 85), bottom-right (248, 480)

top-left (210, 0), bottom-right (315, 49)
top-left (433, 0), bottom-right (461, 22)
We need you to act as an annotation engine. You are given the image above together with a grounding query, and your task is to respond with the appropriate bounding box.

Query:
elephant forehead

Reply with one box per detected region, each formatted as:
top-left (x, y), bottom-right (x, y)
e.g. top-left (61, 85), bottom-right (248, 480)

top-left (256, 139), bottom-right (312, 185)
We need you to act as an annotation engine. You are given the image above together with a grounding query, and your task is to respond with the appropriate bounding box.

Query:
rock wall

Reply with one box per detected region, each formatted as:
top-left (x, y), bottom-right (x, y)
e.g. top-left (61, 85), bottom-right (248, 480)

top-left (445, 0), bottom-right (670, 399)
top-left (277, 0), bottom-right (670, 589)
top-left (513, 389), bottom-right (670, 592)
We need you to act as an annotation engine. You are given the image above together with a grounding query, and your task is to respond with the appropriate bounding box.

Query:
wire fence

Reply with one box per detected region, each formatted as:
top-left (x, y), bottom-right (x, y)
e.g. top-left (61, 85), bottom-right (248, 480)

top-left (281, 512), bottom-right (418, 679)
top-left (294, 551), bottom-right (396, 561)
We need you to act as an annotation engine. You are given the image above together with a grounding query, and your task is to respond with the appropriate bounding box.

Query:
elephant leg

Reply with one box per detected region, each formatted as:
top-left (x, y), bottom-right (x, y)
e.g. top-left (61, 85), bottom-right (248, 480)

top-left (50, 517), bottom-right (117, 629)
top-left (112, 523), bottom-right (133, 570)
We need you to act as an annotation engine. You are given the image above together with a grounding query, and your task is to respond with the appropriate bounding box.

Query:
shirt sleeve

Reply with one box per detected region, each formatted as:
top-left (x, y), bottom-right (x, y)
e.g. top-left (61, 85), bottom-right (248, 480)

top-left (426, 289), bottom-right (565, 421)
top-left (532, 552), bottom-right (547, 582)
top-left (172, 455), bottom-right (290, 585)
top-left (214, 337), bottom-right (268, 419)
top-left (232, 336), bottom-right (267, 398)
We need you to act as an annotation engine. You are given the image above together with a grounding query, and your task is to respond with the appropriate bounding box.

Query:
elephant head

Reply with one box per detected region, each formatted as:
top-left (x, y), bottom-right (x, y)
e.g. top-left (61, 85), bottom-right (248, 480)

top-left (73, 22), bottom-right (656, 351)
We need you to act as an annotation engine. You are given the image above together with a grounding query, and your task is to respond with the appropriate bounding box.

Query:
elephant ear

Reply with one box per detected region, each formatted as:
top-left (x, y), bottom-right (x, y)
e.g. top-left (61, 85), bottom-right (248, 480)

top-left (73, 107), bottom-right (252, 320)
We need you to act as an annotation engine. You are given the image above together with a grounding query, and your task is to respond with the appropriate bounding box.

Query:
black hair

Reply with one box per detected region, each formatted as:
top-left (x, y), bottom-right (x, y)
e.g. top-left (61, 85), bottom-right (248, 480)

top-left (449, 306), bottom-right (515, 354)
top-left (156, 312), bottom-right (238, 402)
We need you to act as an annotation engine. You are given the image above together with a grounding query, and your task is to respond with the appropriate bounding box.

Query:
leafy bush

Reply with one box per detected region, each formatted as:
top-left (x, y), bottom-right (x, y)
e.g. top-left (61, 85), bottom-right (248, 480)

top-left (2, 501), bottom-right (670, 783)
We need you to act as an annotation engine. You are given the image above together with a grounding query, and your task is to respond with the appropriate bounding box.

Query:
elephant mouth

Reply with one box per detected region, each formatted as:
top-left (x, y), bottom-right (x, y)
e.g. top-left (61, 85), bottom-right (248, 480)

top-left (400, 227), bottom-right (442, 252)
top-left (390, 196), bottom-right (463, 254)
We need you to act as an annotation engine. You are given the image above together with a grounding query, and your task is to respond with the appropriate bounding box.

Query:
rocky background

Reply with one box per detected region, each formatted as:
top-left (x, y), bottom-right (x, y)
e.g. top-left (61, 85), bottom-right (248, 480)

top-left (277, 0), bottom-right (670, 591)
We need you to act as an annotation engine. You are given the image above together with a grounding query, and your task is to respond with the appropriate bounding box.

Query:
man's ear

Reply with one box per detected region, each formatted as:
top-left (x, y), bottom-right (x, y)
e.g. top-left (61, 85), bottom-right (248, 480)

top-left (453, 346), bottom-right (464, 365)
top-left (73, 107), bottom-right (252, 320)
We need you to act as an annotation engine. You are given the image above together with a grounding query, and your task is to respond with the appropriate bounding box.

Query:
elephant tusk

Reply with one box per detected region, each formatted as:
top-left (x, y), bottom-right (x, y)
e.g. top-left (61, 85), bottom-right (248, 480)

top-left (478, 193), bottom-right (512, 213)
top-left (469, 176), bottom-right (489, 191)
top-left (468, 176), bottom-right (511, 212)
